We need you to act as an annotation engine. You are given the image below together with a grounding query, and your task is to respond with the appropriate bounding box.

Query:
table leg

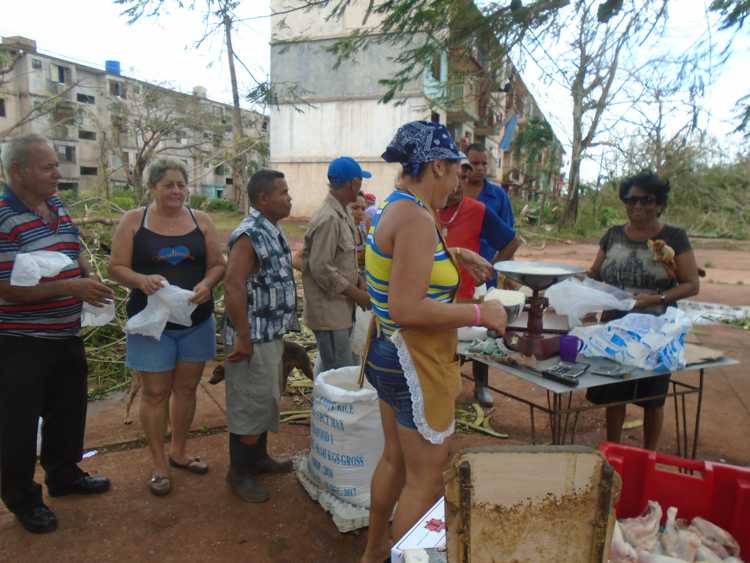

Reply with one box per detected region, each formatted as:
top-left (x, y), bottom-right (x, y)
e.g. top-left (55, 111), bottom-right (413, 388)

top-left (672, 380), bottom-right (683, 458)
top-left (691, 370), bottom-right (705, 460)
top-left (530, 405), bottom-right (537, 445)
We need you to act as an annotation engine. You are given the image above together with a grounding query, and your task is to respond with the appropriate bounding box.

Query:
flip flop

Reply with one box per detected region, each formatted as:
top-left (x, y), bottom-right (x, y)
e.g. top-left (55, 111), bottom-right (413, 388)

top-left (168, 456), bottom-right (209, 475)
top-left (148, 474), bottom-right (171, 496)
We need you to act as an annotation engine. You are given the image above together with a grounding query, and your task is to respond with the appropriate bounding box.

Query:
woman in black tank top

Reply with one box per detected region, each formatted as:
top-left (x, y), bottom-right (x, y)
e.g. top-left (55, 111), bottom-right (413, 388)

top-left (109, 159), bottom-right (225, 495)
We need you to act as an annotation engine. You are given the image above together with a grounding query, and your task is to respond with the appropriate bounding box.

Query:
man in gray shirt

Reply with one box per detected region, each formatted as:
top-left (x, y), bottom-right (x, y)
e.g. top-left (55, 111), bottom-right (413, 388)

top-left (301, 157), bottom-right (371, 372)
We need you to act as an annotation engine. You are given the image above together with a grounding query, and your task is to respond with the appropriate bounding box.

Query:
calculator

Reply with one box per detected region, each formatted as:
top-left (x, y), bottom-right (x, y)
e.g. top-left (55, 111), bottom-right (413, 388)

top-left (542, 361), bottom-right (589, 386)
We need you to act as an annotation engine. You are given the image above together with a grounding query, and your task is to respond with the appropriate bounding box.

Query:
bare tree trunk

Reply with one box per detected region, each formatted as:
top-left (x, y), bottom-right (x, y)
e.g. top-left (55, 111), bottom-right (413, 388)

top-left (223, 13), bottom-right (246, 210)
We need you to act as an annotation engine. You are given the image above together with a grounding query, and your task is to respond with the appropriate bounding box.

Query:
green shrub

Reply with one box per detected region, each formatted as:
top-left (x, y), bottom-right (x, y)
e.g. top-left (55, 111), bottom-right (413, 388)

top-left (204, 198), bottom-right (238, 212)
top-left (189, 193), bottom-right (208, 209)
top-left (111, 195), bottom-right (136, 210)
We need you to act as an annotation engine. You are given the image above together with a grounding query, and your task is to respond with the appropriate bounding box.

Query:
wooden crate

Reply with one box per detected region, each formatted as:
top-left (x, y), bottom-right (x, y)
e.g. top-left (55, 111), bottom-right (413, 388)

top-left (444, 446), bottom-right (620, 563)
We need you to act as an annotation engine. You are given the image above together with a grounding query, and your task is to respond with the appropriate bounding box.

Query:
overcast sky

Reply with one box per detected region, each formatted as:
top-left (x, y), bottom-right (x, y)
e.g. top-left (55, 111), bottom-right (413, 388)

top-left (3, 1), bottom-right (748, 180)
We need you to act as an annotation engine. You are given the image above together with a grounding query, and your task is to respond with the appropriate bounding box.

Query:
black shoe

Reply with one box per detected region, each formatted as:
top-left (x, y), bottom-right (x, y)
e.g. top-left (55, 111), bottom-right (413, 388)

top-left (15, 504), bottom-right (58, 534)
top-left (250, 432), bottom-right (293, 475)
top-left (226, 468), bottom-right (270, 503)
top-left (47, 473), bottom-right (111, 497)
top-left (474, 385), bottom-right (494, 408)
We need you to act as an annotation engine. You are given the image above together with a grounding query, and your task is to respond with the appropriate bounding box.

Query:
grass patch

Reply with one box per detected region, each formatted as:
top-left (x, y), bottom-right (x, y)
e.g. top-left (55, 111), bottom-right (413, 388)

top-left (722, 317), bottom-right (750, 330)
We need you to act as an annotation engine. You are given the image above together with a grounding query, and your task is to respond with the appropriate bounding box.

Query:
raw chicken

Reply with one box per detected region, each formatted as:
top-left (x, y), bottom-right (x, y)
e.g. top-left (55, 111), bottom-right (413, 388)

top-left (661, 507), bottom-right (701, 562)
top-left (638, 553), bottom-right (687, 563)
top-left (689, 517), bottom-right (741, 559)
top-left (610, 521), bottom-right (638, 563)
top-left (694, 545), bottom-right (722, 562)
top-left (620, 501), bottom-right (663, 554)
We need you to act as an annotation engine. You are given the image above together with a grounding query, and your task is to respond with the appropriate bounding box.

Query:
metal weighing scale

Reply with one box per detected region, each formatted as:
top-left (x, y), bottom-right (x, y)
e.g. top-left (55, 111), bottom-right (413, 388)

top-left (493, 260), bottom-right (586, 360)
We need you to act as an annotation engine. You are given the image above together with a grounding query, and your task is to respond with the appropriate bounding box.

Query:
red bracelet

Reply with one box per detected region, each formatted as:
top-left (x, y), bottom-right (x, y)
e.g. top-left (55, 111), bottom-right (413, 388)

top-left (473, 304), bottom-right (481, 326)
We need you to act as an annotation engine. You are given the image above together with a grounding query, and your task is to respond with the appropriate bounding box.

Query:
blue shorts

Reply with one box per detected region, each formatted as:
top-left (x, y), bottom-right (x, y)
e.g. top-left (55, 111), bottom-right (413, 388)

top-left (126, 316), bottom-right (217, 373)
top-left (365, 337), bottom-right (417, 430)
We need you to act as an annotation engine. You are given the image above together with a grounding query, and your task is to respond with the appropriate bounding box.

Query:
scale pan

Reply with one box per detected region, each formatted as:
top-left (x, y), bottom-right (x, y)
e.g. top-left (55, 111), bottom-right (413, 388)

top-left (494, 261), bottom-right (586, 290)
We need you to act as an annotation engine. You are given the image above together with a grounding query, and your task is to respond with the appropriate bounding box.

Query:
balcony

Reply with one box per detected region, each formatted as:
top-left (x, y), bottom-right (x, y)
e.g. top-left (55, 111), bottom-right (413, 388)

top-left (46, 80), bottom-right (73, 101)
top-left (445, 82), bottom-right (479, 123)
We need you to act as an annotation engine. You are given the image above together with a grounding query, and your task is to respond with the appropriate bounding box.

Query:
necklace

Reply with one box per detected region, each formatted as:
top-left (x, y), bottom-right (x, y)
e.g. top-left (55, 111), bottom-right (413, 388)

top-left (439, 199), bottom-right (464, 238)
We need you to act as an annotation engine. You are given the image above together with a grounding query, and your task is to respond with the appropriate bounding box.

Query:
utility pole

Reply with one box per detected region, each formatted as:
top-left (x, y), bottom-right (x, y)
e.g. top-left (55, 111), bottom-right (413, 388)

top-left (223, 10), bottom-right (246, 209)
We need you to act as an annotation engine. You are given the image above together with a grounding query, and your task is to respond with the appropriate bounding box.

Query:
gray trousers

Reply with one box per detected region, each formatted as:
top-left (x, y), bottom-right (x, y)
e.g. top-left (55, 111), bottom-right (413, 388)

top-left (313, 329), bottom-right (357, 374)
top-left (224, 338), bottom-right (284, 436)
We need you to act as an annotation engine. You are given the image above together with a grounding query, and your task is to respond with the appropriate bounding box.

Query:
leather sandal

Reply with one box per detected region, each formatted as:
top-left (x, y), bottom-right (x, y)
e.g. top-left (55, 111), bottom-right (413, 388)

top-left (148, 474), bottom-right (171, 496)
top-left (168, 456), bottom-right (209, 475)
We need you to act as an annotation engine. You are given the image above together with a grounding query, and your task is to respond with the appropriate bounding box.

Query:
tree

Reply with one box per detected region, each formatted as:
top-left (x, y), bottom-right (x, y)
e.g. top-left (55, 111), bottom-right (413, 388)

top-left (115, 0), bottom-right (252, 205)
top-left (0, 46), bottom-right (84, 141)
top-left (710, 0), bottom-right (750, 137)
top-left (106, 82), bottom-right (228, 201)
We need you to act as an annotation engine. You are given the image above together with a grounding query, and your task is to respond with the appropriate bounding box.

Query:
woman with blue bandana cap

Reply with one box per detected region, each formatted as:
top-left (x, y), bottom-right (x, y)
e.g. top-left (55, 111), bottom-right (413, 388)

top-left (359, 121), bottom-right (508, 562)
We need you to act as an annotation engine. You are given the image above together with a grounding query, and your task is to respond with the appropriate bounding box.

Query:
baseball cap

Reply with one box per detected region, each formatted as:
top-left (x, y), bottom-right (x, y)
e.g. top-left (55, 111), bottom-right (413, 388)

top-left (327, 156), bottom-right (372, 184)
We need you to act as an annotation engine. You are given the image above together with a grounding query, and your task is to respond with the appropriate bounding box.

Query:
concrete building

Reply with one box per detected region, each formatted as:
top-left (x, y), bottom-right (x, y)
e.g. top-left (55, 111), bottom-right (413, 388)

top-left (270, 0), bottom-right (563, 216)
top-left (0, 36), bottom-right (268, 201)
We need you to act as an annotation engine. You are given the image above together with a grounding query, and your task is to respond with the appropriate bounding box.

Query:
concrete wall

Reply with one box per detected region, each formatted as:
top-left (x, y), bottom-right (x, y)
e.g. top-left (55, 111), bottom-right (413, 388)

top-left (280, 160), bottom-right (402, 219)
top-left (271, 96), bottom-right (443, 216)
top-left (271, 39), bottom-right (423, 101)
top-left (271, 0), bottom-right (385, 42)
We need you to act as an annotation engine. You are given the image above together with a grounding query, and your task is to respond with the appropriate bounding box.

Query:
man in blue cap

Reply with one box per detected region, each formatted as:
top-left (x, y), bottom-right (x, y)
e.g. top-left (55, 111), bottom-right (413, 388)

top-left (300, 157), bottom-right (372, 372)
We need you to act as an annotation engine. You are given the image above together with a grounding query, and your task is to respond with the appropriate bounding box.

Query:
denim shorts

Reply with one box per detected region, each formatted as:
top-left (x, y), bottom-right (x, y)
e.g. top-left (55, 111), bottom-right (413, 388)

top-left (126, 316), bottom-right (217, 373)
top-left (365, 337), bottom-right (417, 430)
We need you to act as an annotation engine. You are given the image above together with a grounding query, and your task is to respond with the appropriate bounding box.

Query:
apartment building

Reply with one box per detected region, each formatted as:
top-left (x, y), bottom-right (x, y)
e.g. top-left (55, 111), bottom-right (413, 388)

top-left (269, 0), bottom-right (563, 216)
top-left (0, 36), bottom-right (268, 200)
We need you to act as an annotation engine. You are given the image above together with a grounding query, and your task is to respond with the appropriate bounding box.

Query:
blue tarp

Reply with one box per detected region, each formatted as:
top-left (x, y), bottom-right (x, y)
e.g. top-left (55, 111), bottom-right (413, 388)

top-left (500, 114), bottom-right (519, 151)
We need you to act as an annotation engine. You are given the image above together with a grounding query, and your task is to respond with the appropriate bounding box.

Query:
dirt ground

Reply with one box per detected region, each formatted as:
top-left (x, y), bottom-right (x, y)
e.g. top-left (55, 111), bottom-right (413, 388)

top-left (1, 239), bottom-right (747, 562)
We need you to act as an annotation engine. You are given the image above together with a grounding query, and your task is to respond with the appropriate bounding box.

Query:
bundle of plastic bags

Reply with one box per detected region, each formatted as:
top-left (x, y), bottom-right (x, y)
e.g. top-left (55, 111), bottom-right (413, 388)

top-left (570, 308), bottom-right (693, 372)
top-left (10, 251), bottom-right (73, 286)
top-left (547, 277), bottom-right (635, 327)
top-left (124, 283), bottom-right (197, 339)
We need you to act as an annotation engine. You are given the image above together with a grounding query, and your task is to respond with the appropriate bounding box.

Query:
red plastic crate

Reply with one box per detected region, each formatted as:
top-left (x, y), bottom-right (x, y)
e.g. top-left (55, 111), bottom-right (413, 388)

top-left (599, 442), bottom-right (750, 558)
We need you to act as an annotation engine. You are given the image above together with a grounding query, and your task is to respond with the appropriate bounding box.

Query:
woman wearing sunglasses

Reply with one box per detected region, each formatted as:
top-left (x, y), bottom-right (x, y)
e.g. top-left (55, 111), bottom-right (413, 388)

top-left (586, 170), bottom-right (700, 450)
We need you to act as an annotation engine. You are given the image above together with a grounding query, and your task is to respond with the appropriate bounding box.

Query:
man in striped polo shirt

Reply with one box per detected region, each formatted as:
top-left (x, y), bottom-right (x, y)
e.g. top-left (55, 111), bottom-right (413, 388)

top-left (0, 134), bottom-right (114, 534)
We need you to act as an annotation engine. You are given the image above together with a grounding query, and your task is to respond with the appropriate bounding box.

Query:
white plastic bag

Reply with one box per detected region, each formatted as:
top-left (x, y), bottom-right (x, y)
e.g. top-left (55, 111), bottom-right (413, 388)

top-left (571, 308), bottom-right (693, 371)
top-left (81, 300), bottom-right (115, 327)
top-left (351, 308), bottom-right (372, 356)
top-left (547, 277), bottom-right (635, 327)
top-left (10, 251), bottom-right (73, 286)
top-left (305, 366), bottom-right (384, 508)
top-left (124, 283), bottom-right (197, 339)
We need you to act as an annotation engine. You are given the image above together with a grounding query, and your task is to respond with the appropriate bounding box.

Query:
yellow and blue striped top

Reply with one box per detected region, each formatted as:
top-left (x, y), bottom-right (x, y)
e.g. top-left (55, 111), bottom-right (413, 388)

top-left (365, 190), bottom-right (459, 336)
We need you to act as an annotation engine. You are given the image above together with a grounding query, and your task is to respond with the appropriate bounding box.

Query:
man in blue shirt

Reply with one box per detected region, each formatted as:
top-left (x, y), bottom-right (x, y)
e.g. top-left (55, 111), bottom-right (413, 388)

top-left (463, 144), bottom-right (515, 275)
top-left (462, 144), bottom-right (517, 407)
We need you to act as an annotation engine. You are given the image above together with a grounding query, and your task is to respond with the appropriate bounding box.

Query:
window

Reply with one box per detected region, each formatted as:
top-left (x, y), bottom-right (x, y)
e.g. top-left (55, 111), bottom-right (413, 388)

top-left (55, 145), bottom-right (76, 163)
top-left (76, 93), bottom-right (95, 105)
top-left (58, 182), bottom-right (78, 192)
top-left (261, 121), bottom-right (268, 132)
top-left (225, 178), bottom-right (233, 185)
top-left (32, 58), bottom-right (42, 70)
top-left (53, 64), bottom-right (69, 84)
top-left (109, 81), bottom-right (126, 99)
top-left (78, 130), bottom-right (96, 141)
top-left (214, 165), bottom-right (226, 176)
top-left (80, 166), bottom-right (98, 176)
top-left (0, 98), bottom-right (5, 118)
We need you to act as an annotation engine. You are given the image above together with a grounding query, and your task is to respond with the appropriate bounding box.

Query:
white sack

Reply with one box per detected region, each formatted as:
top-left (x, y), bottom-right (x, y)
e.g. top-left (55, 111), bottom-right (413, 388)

top-left (81, 300), bottom-right (115, 327)
top-left (571, 308), bottom-right (693, 372)
top-left (124, 283), bottom-right (197, 340)
top-left (306, 366), bottom-right (384, 508)
top-left (547, 277), bottom-right (635, 327)
top-left (10, 251), bottom-right (73, 286)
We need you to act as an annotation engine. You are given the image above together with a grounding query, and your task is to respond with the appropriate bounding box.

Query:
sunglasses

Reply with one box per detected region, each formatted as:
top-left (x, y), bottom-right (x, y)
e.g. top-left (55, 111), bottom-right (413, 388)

top-left (623, 195), bottom-right (657, 206)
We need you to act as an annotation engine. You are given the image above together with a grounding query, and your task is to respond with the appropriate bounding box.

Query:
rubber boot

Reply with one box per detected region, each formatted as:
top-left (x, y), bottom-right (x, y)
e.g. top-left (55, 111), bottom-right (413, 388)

top-left (473, 362), bottom-right (494, 408)
top-left (250, 432), bottom-right (293, 475)
top-left (226, 433), bottom-right (270, 503)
